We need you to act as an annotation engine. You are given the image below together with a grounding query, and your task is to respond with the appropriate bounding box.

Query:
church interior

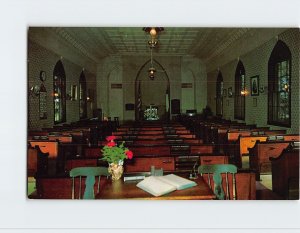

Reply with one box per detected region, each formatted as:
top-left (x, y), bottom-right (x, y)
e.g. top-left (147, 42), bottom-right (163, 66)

top-left (27, 27), bottom-right (299, 200)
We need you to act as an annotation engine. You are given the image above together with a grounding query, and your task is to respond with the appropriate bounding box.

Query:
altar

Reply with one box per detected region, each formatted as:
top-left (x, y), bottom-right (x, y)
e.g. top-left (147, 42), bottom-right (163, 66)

top-left (144, 105), bottom-right (159, 120)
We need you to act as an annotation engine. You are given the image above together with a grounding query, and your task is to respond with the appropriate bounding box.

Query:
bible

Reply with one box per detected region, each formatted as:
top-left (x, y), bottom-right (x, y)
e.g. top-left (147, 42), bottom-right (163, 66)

top-left (136, 174), bottom-right (197, 197)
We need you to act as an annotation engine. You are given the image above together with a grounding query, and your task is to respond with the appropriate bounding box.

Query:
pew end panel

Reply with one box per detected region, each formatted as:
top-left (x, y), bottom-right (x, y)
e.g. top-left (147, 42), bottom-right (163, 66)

top-left (270, 144), bottom-right (299, 200)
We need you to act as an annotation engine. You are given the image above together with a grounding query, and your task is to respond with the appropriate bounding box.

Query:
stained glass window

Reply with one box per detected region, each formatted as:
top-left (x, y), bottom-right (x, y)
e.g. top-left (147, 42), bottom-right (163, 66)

top-left (268, 40), bottom-right (291, 127)
top-left (216, 71), bottom-right (223, 116)
top-left (234, 61), bottom-right (246, 120)
top-left (53, 60), bottom-right (66, 124)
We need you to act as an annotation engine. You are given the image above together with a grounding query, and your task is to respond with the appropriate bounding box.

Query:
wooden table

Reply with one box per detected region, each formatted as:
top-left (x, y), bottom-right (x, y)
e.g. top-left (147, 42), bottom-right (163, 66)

top-left (96, 176), bottom-right (215, 200)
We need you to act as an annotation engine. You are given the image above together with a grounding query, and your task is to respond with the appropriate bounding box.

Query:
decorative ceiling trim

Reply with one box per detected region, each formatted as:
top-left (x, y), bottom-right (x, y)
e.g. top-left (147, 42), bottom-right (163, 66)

top-left (204, 28), bottom-right (250, 63)
top-left (52, 28), bottom-right (99, 63)
top-left (28, 27), bottom-right (97, 73)
top-left (205, 28), bottom-right (288, 72)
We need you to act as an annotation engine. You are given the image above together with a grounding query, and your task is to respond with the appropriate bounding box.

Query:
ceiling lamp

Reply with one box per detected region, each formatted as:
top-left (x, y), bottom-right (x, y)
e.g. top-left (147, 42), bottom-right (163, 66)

top-left (143, 27), bottom-right (164, 48)
top-left (148, 66), bottom-right (156, 80)
top-left (143, 27), bottom-right (164, 80)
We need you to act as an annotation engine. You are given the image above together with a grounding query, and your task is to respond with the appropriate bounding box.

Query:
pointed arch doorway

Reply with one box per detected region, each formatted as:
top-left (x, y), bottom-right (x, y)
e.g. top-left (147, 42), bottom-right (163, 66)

top-left (135, 59), bottom-right (170, 121)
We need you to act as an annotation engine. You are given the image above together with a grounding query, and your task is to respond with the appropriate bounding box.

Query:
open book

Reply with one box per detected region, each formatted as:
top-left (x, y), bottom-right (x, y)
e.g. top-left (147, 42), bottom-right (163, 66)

top-left (136, 174), bottom-right (197, 197)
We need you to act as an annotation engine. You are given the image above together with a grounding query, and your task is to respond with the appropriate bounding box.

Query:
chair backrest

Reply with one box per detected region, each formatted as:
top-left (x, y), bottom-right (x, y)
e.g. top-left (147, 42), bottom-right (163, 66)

top-left (70, 167), bottom-right (109, 199)
top-left (198, 164), bottom-right (237, 200)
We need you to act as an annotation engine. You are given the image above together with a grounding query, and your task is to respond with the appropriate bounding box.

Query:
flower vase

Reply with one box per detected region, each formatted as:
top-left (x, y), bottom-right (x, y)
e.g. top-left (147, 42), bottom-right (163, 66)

top-left (108, 161), bottom-right (124, 181)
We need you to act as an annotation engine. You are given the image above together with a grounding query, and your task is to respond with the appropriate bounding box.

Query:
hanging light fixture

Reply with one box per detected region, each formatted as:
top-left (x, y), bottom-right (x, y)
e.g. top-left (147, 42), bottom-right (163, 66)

top-left (148, 47), bottom-right (156, 80)
top-left (143, 27), bottom-right (164, 48)
top-left (143, 27), bottom-right (164, 80)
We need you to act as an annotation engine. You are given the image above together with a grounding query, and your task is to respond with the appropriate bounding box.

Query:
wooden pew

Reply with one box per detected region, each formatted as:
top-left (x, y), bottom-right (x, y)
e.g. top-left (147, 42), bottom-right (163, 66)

top-left (29, 140), bottom-right (59, 158)
top-left (139, 131), bottom-right (164, 135)
top-left (190, 144), bottom-right (214, 155)
top-left (29, 140), bottom-right (78, 174)
top-left (249, 141), bottom-right (291, 180)
top-left (27, 145), bottom-right (49, 176)
top-left (228, 130), bottom-right (287, 168)
top-left (137, 135), bottom-right (165, 140)
top-left (270, 143), bottom-right (299, 200)
top-left (27, 146), bottom-right (38, 176)
top-left (184, 139), bottom-right (203, 144)
top-left (239, 135), bottom-right (268, 156)
top-left (48, 135), bottom-right (72, 143)
top-left (129, 145), bottom-right (171, 156)
top-left (176, 130), bottom-right (190, 134)
top-left (199, 154), bottom-right (229, 165)
top-left (65, 158), bottom-right (98, 171)
top-left (124, 156), bottom-right (175, 172)
top-left (268, 134), bottom-right (300, 142)
top-left (133, 139), bottom-right (167, 145)
top-left (170, 144), bottom-right (190, 156)
top-left (175, 155), bottom-right (199, 171)
top-left (33, 175), bottom-right (108, 199)
top-left (179, 134), bottom-right (196, 139)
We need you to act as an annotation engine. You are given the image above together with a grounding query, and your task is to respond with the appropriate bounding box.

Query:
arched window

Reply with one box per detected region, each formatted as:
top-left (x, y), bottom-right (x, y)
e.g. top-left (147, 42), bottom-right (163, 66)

top-left (234, 60), bottom-right (246, 120)
top-left (216, 71), bottom-right (223, 116)
top-left (53, 60), bottom-right (66, 124)
top-left (79, 71), bottom-right (87, 119)
top-left (268, 40), bottom-right (291, 127)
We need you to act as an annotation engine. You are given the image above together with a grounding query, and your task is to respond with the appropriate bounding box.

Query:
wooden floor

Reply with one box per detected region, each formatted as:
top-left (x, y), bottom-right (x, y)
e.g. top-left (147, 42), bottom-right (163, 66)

top-left (242, 156), bottom-right (284, 200)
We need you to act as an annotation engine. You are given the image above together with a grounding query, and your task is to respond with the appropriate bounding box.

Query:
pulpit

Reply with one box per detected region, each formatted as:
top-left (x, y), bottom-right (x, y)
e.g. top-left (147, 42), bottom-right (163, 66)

top-left (144, 105), bottom-right (159, 120)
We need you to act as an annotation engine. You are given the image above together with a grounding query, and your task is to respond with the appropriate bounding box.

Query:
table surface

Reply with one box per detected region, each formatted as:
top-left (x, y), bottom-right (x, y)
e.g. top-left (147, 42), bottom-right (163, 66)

top-left (96, 175), bottom-right (215, 200)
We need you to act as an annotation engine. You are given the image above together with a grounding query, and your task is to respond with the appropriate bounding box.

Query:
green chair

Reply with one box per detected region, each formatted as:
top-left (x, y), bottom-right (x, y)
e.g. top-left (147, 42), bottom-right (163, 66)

top-left (198, 164), bottom-right (237, 200)
top-left (70, 167), bottom-right (109, 199)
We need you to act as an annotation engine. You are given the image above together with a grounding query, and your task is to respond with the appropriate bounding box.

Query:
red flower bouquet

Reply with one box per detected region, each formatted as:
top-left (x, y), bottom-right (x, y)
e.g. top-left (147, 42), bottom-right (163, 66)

top-left (101, 136), bottom-right (134, 164)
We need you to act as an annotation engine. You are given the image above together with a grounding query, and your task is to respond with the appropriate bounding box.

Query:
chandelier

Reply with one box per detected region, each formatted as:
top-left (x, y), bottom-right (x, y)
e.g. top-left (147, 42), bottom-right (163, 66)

top-left (143, 27), bottom-right (164, 80)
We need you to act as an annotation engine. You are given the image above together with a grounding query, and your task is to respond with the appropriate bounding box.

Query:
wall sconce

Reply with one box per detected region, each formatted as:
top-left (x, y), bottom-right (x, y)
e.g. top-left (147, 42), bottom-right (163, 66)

top-left (240, 89), bottom-right (249, 96)
top-left (87, 89), bottom-right (94, 102)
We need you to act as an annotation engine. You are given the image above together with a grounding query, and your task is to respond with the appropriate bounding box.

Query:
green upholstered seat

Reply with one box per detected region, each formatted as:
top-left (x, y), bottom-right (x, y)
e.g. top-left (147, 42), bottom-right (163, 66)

top-left (70, 167), bottom-right (109, 199)
top-left (198, 164), bottom-right (237, 200)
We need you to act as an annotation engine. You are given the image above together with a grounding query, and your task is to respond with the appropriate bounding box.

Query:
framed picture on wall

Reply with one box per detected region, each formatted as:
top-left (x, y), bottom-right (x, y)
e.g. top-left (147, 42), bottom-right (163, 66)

top-left (228, 87), bottom-right (233, 97)
top-left (250, 75), bottom-right (259, 96)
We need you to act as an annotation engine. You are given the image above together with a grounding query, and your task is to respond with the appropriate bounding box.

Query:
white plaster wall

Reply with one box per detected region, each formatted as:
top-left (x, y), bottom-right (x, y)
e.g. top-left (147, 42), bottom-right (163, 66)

top-left (96, 56), bottom-right (123, 120)
top-left (181, 56), bottom-right (207, 113)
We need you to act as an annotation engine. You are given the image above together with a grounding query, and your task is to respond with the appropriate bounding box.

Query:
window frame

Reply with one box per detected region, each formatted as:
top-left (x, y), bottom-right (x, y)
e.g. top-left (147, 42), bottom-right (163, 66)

top-left (267, 40), bottom-right (292, 127)
top-left (234, 60), bottom-right (246, 120)
top-left (53, 60), bottom-right (66, 124)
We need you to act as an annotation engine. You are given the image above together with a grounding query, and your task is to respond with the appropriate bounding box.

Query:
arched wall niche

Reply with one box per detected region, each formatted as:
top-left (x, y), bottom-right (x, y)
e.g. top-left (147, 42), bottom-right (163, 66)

top-left (134, 59), bottom-right (170, 121)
